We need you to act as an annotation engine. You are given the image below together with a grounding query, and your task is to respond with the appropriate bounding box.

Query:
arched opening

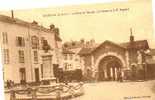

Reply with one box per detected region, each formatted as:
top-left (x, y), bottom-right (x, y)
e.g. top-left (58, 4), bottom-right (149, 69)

top-left (98, 55), bottom-right (123, 81)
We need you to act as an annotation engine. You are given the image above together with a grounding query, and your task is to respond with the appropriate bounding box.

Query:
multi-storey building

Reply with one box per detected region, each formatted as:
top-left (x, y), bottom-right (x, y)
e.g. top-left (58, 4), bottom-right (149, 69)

top-left (0, 15), bottom-right (62, 84)
top-left (62, 48), bottom-right (81, 71)
top-left (62, 39), bottom-right (97, 71)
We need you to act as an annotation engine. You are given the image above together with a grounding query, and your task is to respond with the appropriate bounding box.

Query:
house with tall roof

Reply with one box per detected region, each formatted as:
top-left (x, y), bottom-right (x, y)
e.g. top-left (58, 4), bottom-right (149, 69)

top-left (0, 14), bottom-right (62, 84)
top-left (62, 39), bottom-right (97, 72)
top-left (78, 33), bottom-right (154, 81)
top-left (62, 48), bottom-right (76, 71)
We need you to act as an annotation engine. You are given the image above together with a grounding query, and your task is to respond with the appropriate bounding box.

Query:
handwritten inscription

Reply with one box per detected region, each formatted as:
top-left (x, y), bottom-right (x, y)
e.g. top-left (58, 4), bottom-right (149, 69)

top-left (43, 8), bottom-right (129, 17)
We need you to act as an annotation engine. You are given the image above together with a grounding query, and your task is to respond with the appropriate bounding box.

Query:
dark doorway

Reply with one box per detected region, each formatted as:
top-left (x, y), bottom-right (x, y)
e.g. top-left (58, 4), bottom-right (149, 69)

top-left (19, 68), bottom-right (26, 84)
top-left (106, 61), bottom-right (121, 81)
top-left (35, 68), bottom-right (40, 82)
top-left (98, 55), bottom-right (122, 81)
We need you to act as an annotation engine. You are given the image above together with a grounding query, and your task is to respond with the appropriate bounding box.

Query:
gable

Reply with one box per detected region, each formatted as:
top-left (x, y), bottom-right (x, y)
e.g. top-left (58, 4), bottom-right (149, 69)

top-left (119, 40), bottom-right (149, 50)
top-left (92, 40), bottom-right (125, 53)
top-left (78, 40), bottom-right (126, 56)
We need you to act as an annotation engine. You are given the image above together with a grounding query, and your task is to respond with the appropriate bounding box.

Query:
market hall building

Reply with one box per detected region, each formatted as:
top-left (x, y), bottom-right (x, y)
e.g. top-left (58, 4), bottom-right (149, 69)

top-left (78, 34), bottom-right (154, 81)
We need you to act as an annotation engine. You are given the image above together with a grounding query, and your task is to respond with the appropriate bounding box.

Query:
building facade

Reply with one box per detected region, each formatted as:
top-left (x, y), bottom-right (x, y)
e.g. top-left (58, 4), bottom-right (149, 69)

top-left (62, 48), bottom-right (82, 71)
top-left (62, 39), bottom-right (97, 71)
top-left (78, 34), bottom-right (154, 81)
top-left (0, 15), bottom-right (62, 84)
top-left (145, 49), bottom-right (155, 79)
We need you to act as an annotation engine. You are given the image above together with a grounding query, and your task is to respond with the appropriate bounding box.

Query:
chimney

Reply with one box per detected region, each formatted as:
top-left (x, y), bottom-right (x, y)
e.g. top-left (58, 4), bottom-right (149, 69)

top-left (49, 24), bottom-right (55, 30)
top-left (54, 28), bottom-right (59, 35)
top-left (11, 10), bottom-right (14, 19)
top-left (31, 20), bottom-right (38, 25)
top-left (130, 28), bottom-right (134, 42)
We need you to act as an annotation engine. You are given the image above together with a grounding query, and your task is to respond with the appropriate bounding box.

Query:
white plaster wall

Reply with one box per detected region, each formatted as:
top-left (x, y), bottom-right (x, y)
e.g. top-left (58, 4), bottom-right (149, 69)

top-left (0, 21), bottom-right (32, 83)
top-left (0, 21), bottom-right (57, 83)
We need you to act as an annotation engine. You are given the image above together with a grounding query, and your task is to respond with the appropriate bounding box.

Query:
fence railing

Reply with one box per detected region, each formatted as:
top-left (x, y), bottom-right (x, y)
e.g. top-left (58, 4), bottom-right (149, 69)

top-left (9, 82), bottom-right (84, 100)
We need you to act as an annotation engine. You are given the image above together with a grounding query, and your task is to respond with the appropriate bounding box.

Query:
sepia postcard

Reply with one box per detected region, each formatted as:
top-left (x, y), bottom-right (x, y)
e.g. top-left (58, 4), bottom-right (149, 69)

top-left (0, 0), bottom-right (155, 100)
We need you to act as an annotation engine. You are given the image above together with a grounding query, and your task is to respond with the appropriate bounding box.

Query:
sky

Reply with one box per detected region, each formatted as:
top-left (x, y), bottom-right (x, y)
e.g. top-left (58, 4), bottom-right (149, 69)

top-left (0, 0), bottom-right (154, 99)
top-left (0, 0), bottom-right (154, 48)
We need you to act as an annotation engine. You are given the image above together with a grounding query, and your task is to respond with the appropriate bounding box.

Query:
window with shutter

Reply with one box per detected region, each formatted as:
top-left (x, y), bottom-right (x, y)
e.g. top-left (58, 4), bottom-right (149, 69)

top-left (22, 38), bottom-right (25, 46)
top-left (64, 54), bottom-right (67, 60)
top-left (2, 32), bottom-right (8, 44)
top-left (19, 50), bottom-right (25, 63)
top-left (34, 51), bottom-right (38, 63)
top-left (16, 36), bottom-right (25, 47)
top-left (2, 49), bottom-right (9, 64)
top-left (31, 36), bottom-right (39, 49)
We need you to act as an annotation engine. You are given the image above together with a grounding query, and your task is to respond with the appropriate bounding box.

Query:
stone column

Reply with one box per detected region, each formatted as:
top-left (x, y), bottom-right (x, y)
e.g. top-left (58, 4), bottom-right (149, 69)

top-left (115, 67), bottom-right (118, 80)
top-left (91, 55), bottom-right (95, 78)
top-left (104, 69), bottom-right (108, 79)
top-left (137, 50), bottom-right (143, 69)
top-left (91, 55), bottom-right (95, 69)
top-left (110, 67), bottom-right (113, 79)
top-left (125, 51), bottom-right (129, 68)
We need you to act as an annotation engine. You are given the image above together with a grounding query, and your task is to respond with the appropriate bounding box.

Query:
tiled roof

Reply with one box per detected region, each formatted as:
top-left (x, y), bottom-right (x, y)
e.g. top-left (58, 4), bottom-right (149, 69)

top-left (78, 47), bottom-right (95, 55)
top-left (97, 40), bottom-right (125, 49)
top-left (70, 48), bottom-right (82, 54)
top-left (0, 14), bottom-right (62, 41)
top-left (63, 41), bottom-right (85, 49)
top-left (78, 40), bottom-right (150, 55)
top-left (62, 48), bottom-right (75, 54)
top-left (63, 40), bottom-right (98, 49)
top-left (0, 15), bottom-right (52, 33)
top-left (119, 40), bottom-right (149, 50)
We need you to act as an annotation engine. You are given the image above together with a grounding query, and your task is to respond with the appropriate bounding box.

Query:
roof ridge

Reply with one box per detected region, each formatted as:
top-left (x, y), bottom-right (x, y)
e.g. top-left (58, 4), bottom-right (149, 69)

top-left (0, 14), bottom-right (53, 33)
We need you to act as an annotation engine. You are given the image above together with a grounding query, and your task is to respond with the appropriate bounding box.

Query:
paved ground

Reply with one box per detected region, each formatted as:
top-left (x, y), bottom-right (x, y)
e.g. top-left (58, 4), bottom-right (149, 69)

top-left (5, 80), bottom-right (155, 100)
top-left (72, 81), bottom-right (155, 100)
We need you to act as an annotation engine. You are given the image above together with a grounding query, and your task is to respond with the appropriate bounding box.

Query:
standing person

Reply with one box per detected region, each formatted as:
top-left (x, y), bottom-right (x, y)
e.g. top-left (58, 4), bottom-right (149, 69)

top-left (6, 80), bottom-right (10, 88)
top-left (117, 70), bottom-right (123, 82)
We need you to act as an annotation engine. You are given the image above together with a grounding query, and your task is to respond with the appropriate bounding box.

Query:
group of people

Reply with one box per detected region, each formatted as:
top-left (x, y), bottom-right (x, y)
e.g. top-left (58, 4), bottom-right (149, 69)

top-left (6, 80), bottom-right (14, 88)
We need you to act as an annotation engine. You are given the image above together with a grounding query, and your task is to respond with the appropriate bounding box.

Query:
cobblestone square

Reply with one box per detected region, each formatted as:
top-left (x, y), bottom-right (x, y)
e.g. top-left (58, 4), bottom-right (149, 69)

top-left (72, 81), bottom-right (155, 100)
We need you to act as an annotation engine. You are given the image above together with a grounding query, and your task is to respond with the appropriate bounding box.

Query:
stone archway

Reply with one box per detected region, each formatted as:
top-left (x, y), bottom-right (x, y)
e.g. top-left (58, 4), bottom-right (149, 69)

top-left (95, 52), bottom-right (126, 81)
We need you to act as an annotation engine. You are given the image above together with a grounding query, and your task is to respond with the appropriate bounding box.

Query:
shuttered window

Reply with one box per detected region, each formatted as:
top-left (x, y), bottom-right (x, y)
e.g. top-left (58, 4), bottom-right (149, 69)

top-left (16, 37), bottom-right (25, 47)
top-left (19, 50), bottom-right (24, 63)
top-left (34, 51), bottom-right (38, 63)
top-left (2, 49), bottom-right (9, 64)
top-left (2, 32), bottom-right (8, 44)
top-left (31, 36), bottom-right (39, 49)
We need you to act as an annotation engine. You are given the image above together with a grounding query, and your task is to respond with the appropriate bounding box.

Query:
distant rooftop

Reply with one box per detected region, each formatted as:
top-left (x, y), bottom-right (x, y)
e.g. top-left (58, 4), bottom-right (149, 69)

top-left (0, 14), bottom-right (62, 41)
top-left (62, 48), bottom-right (75, 54)
top-left (119, 40), bottom-right (149, 50)
top-left (0, 14), bottom-right (54, 33)
top-left (63, 39), bottom-right (98, 49)
top-left (78, 40), bottom-right (149, 55)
